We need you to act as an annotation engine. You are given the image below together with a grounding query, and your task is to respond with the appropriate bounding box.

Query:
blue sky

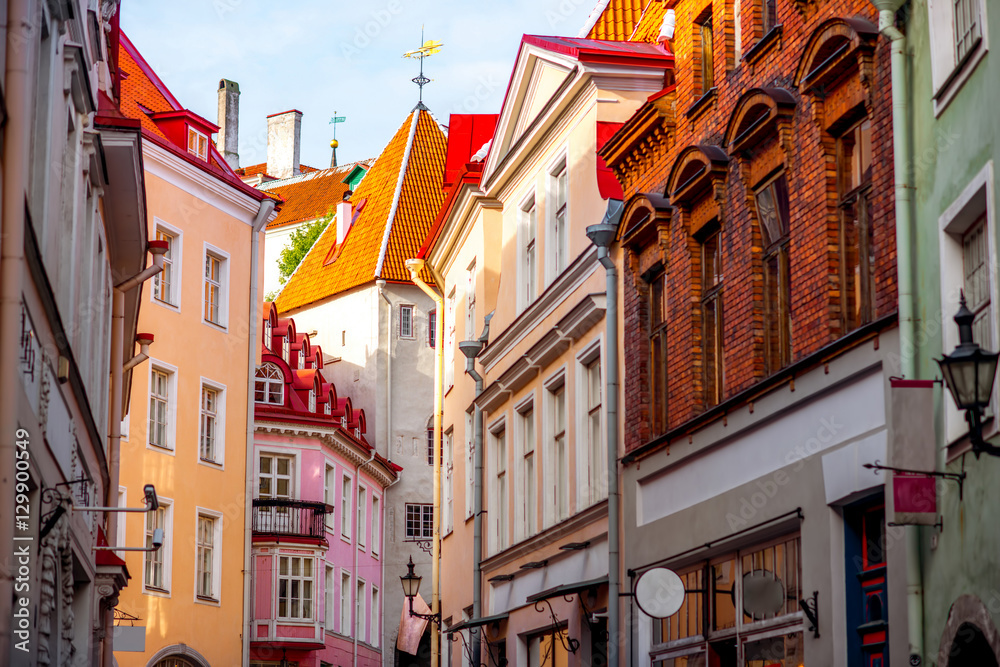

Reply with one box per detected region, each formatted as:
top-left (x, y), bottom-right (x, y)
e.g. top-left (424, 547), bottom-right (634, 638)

top-left (123, 0), bottom-right (605, 168)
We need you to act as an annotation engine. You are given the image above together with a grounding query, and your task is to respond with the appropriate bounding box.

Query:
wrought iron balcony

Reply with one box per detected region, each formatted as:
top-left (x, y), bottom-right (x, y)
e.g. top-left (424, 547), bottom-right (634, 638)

top-left (252, 498), bottom-right (328, 539)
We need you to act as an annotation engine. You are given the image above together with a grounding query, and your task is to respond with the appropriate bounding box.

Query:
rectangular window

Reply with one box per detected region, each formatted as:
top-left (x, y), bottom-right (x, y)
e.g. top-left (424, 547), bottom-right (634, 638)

top-left (278, 556), bottom-right (313, 620)
top-left (954, 0), bottom-right (982, 62)
top-left (259, 454), bottom-right (293, 500)
top-left (371, 586), bottom-right (380, 647)
top-left (585, 357), bottom-right (605, 505)
top-left (204, 253), bottom-right (224, 326)
top-left (491, 425), bottom-right (507, 552)
top-left (755, 174), bottom-right (792, 374)
top-left (519, 406), bottom-right (536, 538)
top-left (427, 427), bottom-right (436, 465)
top-left (443, 430), bottom-right (454, 534)
top-left (371, 495), bottom-right (380, 554)
top-left (964, 215), bottom-right (992, 347)
top-left (400, 304), bottom-right (414, 338)
top-left (762, 0), bottom-right (777, 33)
top-left (446, 289), bottom-right (456, 389)
top-left (149, 368), bottom-right (171, 449)
top-left (341, 571), bottom-right (352, 633)
top-left (838, 119), bottom-right (875, 333)
top-left (199, 385), bottom-right (219, 463)
top-left (428, 310), bottom-right (437, 347)
top-left (549, 382), bottom-right (569, 523)
top-left (187, 127), bottom-right (208, 160)
top-left (356, 579), bottom-right (366, 642)
top-left (144, 505), bottom-right (168, 591)
top-left (196, 514), bottom-right (216, 599)
top-left (153, 229), bottom-right (176, 305)
top-left (466, 411), bottom-right (475, 519)
top-left (551, 162), bottom-right (569, 277)
top-left (699, 14), bottom-right (715, 93)
top-left (325, 465), bottom-right (336, 530)
top-left (522, 197), bottom-right (538, 307)
top-left (357, 486), bottom-right (367, 548)
top-left (325, 564), bottom-right (336, 629)
top-left (528, 628), bottom-right (572, 667)
top-left (341, 474), bottom-right (352, 538)
top-left (649, 270), bottom-right (669, 436)
top-left (466, 260), bottom-right (477, 339)
top-left (405, 503), bottom-right (434, 539)
top-left (701, 228), bottom-right (724, 406)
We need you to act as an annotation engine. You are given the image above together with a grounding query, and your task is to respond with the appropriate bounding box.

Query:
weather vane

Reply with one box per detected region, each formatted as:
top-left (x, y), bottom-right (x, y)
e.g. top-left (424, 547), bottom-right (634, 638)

top-left (329, 112), bottom-right (346, 141)
top-left (403, 27), bottom-right (443, 104)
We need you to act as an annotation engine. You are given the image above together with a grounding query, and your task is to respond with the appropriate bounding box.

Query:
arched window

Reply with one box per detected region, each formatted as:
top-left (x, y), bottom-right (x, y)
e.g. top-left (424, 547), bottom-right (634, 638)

top-left (154, 659), bottom-right (198, 667)
top-left (254, 363), bottom-right (284, 405)
top-left (282, 335), bottom-right (290, 362)
top-left (324, 401), bottom-right (332, 416)
top-left (263, 319), bottom-right (272, 349)
top-left (309, 388), bottom-right (316, 413)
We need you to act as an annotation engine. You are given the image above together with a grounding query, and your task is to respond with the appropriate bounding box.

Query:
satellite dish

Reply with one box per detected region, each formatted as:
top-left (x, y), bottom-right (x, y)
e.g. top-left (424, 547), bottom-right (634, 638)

top-left (635, 568), bottom-right (686, 619)
top-left (742, 570), bottom-right (785, 617)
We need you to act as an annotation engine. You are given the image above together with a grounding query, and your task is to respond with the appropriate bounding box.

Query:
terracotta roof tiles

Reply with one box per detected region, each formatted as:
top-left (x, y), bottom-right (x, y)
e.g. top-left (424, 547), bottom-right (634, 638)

top-left (583, 0), bottom-right (649, 41)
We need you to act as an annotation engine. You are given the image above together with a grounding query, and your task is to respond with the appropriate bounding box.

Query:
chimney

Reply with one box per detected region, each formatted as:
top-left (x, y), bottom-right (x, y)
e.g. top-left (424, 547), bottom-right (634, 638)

top-left (337, 191), bottom-right (353, 245)
top-left (216, 79), bottom-right (240, 169)
top-left (266, 109), bottom-right (302, 180)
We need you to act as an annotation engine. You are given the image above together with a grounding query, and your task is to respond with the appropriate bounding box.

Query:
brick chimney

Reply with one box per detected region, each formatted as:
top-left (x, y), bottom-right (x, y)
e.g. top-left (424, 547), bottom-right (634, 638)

top-left (267, 110), bottom-right (302, 180)
top-left (216, 79), bottom-right (240, 169)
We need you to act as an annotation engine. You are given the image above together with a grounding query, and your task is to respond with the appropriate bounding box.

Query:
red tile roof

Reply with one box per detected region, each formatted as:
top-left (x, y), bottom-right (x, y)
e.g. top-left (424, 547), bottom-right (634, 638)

top-left (275, 109), bottom-right (447, 313)
top-left (236, 162), bottom-right (321, 180)
top-left (259, 162), bottom-right (370, 231)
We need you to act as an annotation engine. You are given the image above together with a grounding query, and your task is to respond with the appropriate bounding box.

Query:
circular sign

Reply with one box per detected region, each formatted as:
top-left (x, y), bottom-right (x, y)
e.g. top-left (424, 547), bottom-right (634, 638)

top-left (742, 570), bottom-right (785, 617)
top-left (635, 568), bottom-right (686, 619)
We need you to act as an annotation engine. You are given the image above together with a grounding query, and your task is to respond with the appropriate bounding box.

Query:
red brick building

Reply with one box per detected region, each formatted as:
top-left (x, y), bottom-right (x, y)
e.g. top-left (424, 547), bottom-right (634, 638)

top-left (590, 0), bottom-right (911, 664)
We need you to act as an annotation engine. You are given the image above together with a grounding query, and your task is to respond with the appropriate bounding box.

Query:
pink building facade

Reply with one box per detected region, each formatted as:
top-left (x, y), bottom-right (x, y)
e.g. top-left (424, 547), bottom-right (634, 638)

top-left (250, 303), bottom-right (400, 667)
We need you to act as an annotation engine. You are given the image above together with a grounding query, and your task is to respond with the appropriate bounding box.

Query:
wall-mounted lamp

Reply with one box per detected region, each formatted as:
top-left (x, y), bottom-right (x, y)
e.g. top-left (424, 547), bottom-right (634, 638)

top-left (400, 555), bottom-right (441, 625)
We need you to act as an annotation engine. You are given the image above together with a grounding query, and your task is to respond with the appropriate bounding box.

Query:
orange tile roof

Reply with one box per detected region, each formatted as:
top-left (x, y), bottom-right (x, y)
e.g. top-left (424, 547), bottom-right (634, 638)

top-left (118, 46), bottom-right (174, 141)
top-left (629, 1), bottom-right (668, 43)
top-left (260, 164), bottom-right (358, 230)
top-left (275, 109), bottom-right (447, 313)
top-left (585, 0), bottom-right (650, 41)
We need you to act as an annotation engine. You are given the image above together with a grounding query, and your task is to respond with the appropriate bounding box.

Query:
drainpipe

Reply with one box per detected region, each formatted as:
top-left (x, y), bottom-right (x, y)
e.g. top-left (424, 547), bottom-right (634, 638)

top-left (243, 198), bottom-right (276, 667)
top-left (354, 448), bottom-right (377, 667)
top-left (868, 3), bottom-right (923, 663)
top-left (376, 279), bottom-right (392, 460)
top-left (0, 0), bottom-right (31, 659)
top-left (458, 314), bottom-right (491, 667)
top-left (103, 241), bottom-right (167, 667)
top-left (586, 222), bottom-right (620, 667)
top-left (405, 258), bottom-right (443, 667)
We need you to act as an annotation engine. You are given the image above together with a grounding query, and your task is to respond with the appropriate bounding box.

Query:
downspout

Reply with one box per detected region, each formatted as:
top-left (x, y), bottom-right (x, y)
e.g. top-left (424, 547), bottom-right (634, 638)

top-left (103, 241), bottom-right (167, 667)
top-left (870, 4), bottom-right (922, 663)
top-left (376, 279), bottom-right (392, 460)
top-left (587, 221), bottom-right (620, 667)
top-left (243, 198), bottom-right (275, 667)
top-left (0, 0), bottom-right (30, 659)
top-left (354, 448), bottom-right (377, 667)
top-left (405, 258), bottom-right (443, 667)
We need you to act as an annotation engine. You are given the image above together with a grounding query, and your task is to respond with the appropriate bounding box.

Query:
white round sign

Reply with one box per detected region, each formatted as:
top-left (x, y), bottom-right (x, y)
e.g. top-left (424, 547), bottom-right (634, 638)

top-left (635, 568), bottom-right (686, 619)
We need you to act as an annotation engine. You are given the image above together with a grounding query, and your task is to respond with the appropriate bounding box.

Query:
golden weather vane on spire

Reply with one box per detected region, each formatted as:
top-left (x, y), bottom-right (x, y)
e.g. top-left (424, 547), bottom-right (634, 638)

top-left (403, 27), bottom-right (443, 106)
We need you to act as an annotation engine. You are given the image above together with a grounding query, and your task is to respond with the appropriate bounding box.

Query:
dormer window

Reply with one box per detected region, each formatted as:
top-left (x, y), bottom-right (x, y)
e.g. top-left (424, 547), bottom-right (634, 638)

top-left (254, 363), bottom-right (284, 405)
top-left (309, 389), bottom-right (316, 413)
top-left (341, 416), bottom-right (347, 427)
top-left (264, 320), bottom-right (272, 349)
top-left (188, 127), bottom-right (208, 160)
top-left (355, 428), bottom-right (360, 439)
top-left (283, 336), bottom-right (290, 362)
top-left (325, 402), bottom-right (332, 416)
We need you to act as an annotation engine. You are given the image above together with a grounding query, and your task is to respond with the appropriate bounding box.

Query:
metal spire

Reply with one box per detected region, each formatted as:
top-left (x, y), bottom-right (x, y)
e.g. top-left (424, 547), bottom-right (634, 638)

top-left (403, 27), bottom-right (443, 106)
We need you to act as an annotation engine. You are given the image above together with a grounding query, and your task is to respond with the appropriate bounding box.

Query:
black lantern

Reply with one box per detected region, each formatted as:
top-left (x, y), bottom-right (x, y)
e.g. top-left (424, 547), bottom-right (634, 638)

top-left (937, 294), bottom-right (1000, 457)
top-left (400, 556), bottom-right (440, 624)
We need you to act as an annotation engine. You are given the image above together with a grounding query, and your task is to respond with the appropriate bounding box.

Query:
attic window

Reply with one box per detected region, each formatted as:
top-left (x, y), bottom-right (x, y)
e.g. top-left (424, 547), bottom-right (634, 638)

top-left (325, 402), bottom-right (332, 416)
top-left (188, 127), bottom-right (208, 160)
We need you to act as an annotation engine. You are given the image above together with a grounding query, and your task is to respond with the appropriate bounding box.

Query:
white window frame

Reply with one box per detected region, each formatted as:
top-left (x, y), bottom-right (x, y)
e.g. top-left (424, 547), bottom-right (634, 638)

top-left (371, 585), bottom-right (380, 648)
top-left (340, 570), bottom-right (352, 634)
top-left (518, 191), bottom-right (538, 312)
top-left (927, 0), bottom-right (989, 115)
top-left (325, 563), bottom-right (336, 630)
top-left (276, 554), bottom-right (315, 621)
top-left (446, 288), bottom-right (457, 390)
top-left (257, 450), bottom-right (297, 501)
top-left (357, 484), bottom-right (367, 549)
top-left (341, 472), bottom-right (353, 542)
top-left (147, 359), bottom-right (178, 454)
top-left (515, 394), bottom-right (537, 542)
top-left (202, 243), bottom-right (230, 330)
top-left (198, 377), bottom-right (226, 468)
top-left (324, 463), bottom-right (336, 531)
top-left (194, 507), bottom-right (223, 604)
top-left (576, 339), bottom-right (605, 507)
top-left (356, 577), bottom-right (367, 643)
top-left (466, 260), bottom-right (477, 340)
top-left (488, 416), bottom-right (508, 554)
top-left (544, 369), bottom-right (569, 528)
top-left (442, 428), bottom-right (454, 535)
top-left (546, 153), bottom-right (570, 284)
top-left (143, 495), bottom-right (173, 596)
top-left (465, 410), bottom-right (475, 519)
top-left (405, 502), bottom-right (434, 540)
top-left (151, 219), bottom-right (182, 311)
top-left (188, 126), bottom-right (209, 160)
top-left (399, 304), bottom-right (415, 339)
top-left (371, 494), bottom-right (381, 556)
top-left (939, 161), bottom-right (998, 449)
top-left (255, 362), bottom-right (284, 405)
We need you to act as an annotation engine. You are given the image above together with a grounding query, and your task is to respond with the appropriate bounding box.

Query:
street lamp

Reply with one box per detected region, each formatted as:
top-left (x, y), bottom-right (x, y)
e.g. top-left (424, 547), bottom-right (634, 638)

top-left (937, 293), bottom-right (1000, 457)
top-left (401, 556), bottom-right (441, 624)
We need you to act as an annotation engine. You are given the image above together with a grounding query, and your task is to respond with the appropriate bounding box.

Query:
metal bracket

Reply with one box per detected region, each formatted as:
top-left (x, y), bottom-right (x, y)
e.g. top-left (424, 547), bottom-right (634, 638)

top-left (863, 460), bottom-right (966, 500)
top-left (799, 591), bottom-right (819, 638)
top-left (447, 626), bottom-right (507, 667)
top-left (533, 598), bottom-right (580, 654)
top-left (113, 608), bottom-right (143, 626)
top-left (414, 540), bottom-right (433, 556)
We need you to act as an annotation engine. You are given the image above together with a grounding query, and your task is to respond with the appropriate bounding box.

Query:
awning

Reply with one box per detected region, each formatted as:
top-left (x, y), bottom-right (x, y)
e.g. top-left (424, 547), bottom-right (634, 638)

top-left (446, 612), bottom-right (510, 634)
top-left (526, 576), bottom-right (608, 604)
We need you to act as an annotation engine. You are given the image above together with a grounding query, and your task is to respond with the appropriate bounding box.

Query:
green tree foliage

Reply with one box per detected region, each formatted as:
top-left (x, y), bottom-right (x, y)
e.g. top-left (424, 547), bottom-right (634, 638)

top-left (277, 213), bottom-right (332, 286)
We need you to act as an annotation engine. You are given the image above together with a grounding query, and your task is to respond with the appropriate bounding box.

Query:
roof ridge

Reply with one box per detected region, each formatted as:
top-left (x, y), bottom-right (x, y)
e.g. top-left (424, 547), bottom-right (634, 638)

top-left (374, 110), bottom-right (421, 279)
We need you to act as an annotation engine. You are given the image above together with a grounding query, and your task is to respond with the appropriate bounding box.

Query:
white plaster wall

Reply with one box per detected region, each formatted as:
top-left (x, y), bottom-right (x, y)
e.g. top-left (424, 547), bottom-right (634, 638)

top-left (263, 220), bottom-right (308, 298)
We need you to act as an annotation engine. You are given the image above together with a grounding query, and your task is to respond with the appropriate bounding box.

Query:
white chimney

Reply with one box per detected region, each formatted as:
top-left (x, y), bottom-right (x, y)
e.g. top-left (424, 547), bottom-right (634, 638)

top-left (266, 109), bottom-right (302, 180)
top-left (216, 79), bottom-right (240, 169)
top-left (337, 191), bottom-right (353, 245)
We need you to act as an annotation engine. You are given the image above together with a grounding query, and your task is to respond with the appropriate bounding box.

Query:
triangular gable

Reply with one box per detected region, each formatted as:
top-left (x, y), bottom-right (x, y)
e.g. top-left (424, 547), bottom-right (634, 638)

top-left (510, 59), bottom-right (574, 146)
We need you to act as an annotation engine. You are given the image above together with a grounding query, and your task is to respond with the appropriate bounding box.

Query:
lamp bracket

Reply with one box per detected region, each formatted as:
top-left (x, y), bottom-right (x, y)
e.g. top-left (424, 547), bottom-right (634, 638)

top-left (414, 539), bottom-right (433, 556)
top-left (532, 598), bottom-right (580, 654)
top-left (863, 460), bottom-right (966, 500)
top-left (799, 591), bottom-right (820, 638)
top-left (447, 625), bottom-right (507, 667)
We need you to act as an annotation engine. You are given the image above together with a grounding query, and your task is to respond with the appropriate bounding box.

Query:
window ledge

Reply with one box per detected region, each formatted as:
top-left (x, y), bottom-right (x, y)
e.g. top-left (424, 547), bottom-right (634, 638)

top-left (202, 318), bottom-right (229, 333)
top-left (685, 87), bottom-right (718, 122)
top-left (152, 297), bottom-right (181, 313)
top-left (743, 25), bottom-right (783, 66)
top-left (933, 40), bottom-right (987, 116)
top-left (195, 595), bottom-right (220, 606)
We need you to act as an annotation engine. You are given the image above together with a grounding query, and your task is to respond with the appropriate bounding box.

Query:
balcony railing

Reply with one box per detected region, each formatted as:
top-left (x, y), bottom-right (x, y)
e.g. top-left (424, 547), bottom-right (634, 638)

top-left (252, 498), bottom-right (328, 539)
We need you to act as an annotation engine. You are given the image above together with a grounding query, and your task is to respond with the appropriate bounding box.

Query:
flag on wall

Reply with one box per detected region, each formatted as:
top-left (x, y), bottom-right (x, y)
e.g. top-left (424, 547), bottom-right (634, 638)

top-left (888, 379), bottom-right (938, 525)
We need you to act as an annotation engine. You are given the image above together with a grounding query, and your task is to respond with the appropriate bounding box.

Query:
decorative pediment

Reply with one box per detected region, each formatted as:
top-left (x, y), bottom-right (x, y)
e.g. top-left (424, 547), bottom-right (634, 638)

top-left (724, 88), bottom-right (797, 156)
top-left (510, 59), bottom-right (575, 144)
top-left (619, 192), bottom-right (673, 250)
top-left (794, 18), bottom-right (878, 95)
top-left (667, 145), bottom-right (730, 206)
